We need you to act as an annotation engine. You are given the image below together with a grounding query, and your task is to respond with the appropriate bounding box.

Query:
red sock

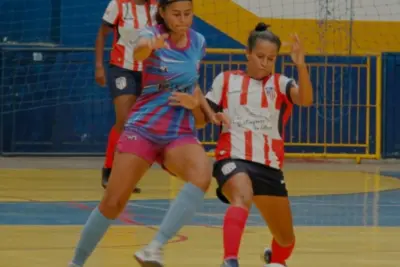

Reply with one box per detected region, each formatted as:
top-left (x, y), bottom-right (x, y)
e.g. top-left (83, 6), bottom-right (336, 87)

top-left (271, 238), bottom-right (295, 265)
top-left (223, 206), bottom-right (249, 260)
top-left (104, 126), bottom-right (121, 168)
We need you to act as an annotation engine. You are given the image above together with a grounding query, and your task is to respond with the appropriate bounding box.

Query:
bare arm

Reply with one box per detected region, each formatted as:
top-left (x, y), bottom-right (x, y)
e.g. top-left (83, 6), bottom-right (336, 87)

top-left (94, 24), bottom-right (113, 87)
top-left (134, 38), bottom-right (154, 61)
top-left (95, 24), bottom-right (113, 68)
top-left (199, 91), bottom-right (214, 122)
top-left (194, 87), bottom-right (230, 128)
top-left (192, 89), bottom-right (207, 129)
top-left (289, 64), bottom-right (313, 106)
top-left (287, 34), bottom-right (313, 107)
top-left (134, 33), bottom-right (169, 61)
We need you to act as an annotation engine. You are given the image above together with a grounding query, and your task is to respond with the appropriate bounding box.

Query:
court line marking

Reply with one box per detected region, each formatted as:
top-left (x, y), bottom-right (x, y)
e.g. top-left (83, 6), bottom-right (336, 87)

top-left (127, 202), bottom-right (260, 233)
top-left (68, 201), bottom-right (188, 246)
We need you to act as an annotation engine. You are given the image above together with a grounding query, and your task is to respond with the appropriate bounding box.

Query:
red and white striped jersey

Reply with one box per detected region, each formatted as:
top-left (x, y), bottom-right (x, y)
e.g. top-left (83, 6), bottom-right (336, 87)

top-left (205, 70), bottom-right (297, 170)
top-left (102, 0), bottom-right (157, 71)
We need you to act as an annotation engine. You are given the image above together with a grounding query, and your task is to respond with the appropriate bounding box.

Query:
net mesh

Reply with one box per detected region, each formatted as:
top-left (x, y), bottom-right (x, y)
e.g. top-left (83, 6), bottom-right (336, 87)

top-left (0, 0), bottom-right (398, 155)
top-left (195, 0), bottom-right (400, 54)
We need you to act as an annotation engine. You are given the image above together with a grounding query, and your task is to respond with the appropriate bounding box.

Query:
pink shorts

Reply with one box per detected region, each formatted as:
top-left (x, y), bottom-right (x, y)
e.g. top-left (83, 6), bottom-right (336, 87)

top-left (117, 131), bottom-right (200, 175)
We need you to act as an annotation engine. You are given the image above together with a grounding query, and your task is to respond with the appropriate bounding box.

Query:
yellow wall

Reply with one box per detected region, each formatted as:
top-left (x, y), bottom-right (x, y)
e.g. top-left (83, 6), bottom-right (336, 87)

top-left (194, 0), bottom-right (400, 55)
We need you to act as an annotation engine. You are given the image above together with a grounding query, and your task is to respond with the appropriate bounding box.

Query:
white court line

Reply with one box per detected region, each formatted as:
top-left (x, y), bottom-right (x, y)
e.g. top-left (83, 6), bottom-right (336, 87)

top-left (127, 202), bottom-right (262, 225)
top-left (138, 198), bottom-right (400, 207)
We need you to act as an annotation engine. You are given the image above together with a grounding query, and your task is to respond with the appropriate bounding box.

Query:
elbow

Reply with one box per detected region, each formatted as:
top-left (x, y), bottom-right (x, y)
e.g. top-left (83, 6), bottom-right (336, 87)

top-left (293, 96), bottom-right (313, 107)
top-left (301, 98), bottom-right (313, 107)
top-left (98, 24), bottom-right (111, 39)
top-left (195, 122), bottom-right (207, 129)
top-left (133, 50), bottom-right (146, 61)
top-left (133, 40), bottom-right (152, 61)
top-left (296, 87), bottom-right (313, 107)
top-left (195, 115), bottom-right (208, 129)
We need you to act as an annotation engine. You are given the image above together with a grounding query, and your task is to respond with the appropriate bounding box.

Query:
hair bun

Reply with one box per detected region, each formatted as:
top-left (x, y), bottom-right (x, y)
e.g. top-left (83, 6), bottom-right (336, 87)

top-left (255, 22), bottom-right (270, 32)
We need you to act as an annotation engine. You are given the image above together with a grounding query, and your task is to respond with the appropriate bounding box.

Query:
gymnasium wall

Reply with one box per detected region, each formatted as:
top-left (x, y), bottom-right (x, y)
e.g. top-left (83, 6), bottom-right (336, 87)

top-left (0, 0), bottom-right (242, 48)
top-left (0, 0), bottom-right (399, 158)
top-left (195, 0), bottom-right (400, 54)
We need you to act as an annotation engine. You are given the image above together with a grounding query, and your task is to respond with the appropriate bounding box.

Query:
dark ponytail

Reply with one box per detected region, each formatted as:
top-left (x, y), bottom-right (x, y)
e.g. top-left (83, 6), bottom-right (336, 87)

top-left (255, 22), bottom-right (270, 32)
top-left (248, 22), bottom-right (282, 52)
top-left (155, 3), bottom-right (170, 31)
top-left (155, 9), bottom-right (165, 26)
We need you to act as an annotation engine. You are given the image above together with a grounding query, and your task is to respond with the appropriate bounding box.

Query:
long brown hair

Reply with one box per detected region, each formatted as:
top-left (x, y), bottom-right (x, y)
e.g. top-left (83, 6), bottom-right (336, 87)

top-left (156, 0), bottom-right (192, 31)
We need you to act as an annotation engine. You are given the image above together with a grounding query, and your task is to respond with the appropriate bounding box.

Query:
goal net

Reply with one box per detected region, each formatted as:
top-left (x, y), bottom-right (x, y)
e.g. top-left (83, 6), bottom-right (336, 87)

top-left (0, 0), bottom-right (399, 156)
top-left (195, 0), bottom-right (400, 54)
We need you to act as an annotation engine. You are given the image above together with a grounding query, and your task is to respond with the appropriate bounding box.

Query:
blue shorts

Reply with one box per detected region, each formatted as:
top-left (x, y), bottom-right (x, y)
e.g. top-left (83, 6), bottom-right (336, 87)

top-left (107, 64), bottom-right (142, 99)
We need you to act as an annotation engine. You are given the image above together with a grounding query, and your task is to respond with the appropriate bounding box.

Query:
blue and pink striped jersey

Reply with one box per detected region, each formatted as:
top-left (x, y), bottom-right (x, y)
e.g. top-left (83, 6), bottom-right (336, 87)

top-left (125, 25), bottom-right (206, 143)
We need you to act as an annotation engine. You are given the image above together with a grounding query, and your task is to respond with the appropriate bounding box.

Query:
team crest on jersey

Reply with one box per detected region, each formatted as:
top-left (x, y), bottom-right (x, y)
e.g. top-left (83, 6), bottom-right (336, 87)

top-left (116, 77), bottom-right (127, 90)
top-left (265, 86), bottom-right (276, 100)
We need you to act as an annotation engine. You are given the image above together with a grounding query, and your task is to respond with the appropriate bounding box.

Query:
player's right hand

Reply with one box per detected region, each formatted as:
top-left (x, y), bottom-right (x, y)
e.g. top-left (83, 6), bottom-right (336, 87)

top-left (168, 92), bottom-right (199, 110)
top-left (95, 66), bottom-right (106, 87)
top-left (147, 33), bottom-right (170, 50)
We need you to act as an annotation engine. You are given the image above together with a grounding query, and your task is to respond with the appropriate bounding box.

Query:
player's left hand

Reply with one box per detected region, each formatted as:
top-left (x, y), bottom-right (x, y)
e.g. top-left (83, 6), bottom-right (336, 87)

top-left (211, 112), bottom-right (231, 128)
top-left (287, 34), bottom-right (305, 66)
top-left (168, 92), bottom-right (199, 110)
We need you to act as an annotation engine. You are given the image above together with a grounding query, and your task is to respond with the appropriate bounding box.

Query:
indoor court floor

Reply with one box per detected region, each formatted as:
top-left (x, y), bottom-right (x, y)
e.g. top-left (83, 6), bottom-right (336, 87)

top-left (1, 157), bottom-right (400, 267)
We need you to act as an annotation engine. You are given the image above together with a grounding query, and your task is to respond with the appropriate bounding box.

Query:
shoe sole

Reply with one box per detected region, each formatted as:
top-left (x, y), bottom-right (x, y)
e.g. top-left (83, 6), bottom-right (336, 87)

top-left (134, 255), bottom-right (163, 267)
top-left (133, 187), bottom-right (141, 193)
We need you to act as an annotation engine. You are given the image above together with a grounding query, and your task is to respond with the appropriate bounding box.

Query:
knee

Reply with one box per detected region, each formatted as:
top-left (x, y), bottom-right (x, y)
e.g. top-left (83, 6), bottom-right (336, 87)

top-left (187, 162), bottom-right (212, 192)
top-left (229, 189), bottom-right (253, 210)
top-left (189, 174), bottom-right (211, 192)
top-left (98, 194), bottom-right (126, 219)
top-left (274, 231), bottom-right (295, 247)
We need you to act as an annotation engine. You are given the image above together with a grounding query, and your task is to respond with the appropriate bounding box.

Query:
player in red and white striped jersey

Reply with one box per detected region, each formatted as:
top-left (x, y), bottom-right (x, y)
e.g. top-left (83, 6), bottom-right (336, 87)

top-left (95, 0), bottom-right (157, 193)
top-left (205, 23), bottom-right (314, 267)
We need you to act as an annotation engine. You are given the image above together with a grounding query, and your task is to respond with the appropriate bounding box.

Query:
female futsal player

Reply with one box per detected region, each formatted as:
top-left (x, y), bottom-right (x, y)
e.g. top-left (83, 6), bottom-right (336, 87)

top-left (96, 0), bottom-right (157, 193)
top-left (205, 23), bottom-right (314, 267)
top-left (68, 1), bottom-right (225, 266)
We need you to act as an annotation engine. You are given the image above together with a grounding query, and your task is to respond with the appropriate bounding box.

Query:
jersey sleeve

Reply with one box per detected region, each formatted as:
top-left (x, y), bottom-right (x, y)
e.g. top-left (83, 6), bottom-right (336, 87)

top-left (199, 34), bottom-right (207, 60)
top-left (139, 26), bottom-right (157, 39)
top-left (279, 75), bottom-right (298, 104)
top-left (205, 72), bottom-right (225, 109)
top-left (102, 0), bottom-right (119, 26)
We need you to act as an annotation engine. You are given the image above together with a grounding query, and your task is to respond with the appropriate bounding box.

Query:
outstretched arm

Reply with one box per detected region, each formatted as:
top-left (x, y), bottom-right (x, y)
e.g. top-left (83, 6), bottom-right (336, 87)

top-left (287, 34), bottom-right (313, 107)
top-left (192, 86), bottom-right (208, 129)
top-left (95, 0), bottom-right (117, 86)
top-left (133, 30), bottom-right (169, 61)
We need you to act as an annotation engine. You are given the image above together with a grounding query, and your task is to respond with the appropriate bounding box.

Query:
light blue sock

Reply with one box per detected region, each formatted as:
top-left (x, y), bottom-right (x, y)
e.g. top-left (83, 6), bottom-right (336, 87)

top-left (152, 182), bottom-right (205, 246)
top-left (71, 207), bottom-right (112, 266)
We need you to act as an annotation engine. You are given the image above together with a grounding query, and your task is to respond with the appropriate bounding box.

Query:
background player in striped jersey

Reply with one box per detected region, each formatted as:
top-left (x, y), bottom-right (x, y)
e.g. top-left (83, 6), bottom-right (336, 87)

top-left (67, 1), bottom-right (224, 266)
top-left (205, 23), bottom-right (314, 267)
top-left (96, 0), bottom-right (157, 193)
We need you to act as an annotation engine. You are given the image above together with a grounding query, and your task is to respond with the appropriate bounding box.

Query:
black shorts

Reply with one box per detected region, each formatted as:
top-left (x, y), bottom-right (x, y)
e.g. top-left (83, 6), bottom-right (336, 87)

top-left (107, 65), bottom-right (142, 99)
top-left (213, 158), bottom-right (288, 204)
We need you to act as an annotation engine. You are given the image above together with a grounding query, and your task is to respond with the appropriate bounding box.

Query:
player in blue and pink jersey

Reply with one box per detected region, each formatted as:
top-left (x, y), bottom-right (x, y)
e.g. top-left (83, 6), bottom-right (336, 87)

top-left (124, 19), bottom-right (207, 145)
top-left (67, 1), bottom-right (227, 267)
